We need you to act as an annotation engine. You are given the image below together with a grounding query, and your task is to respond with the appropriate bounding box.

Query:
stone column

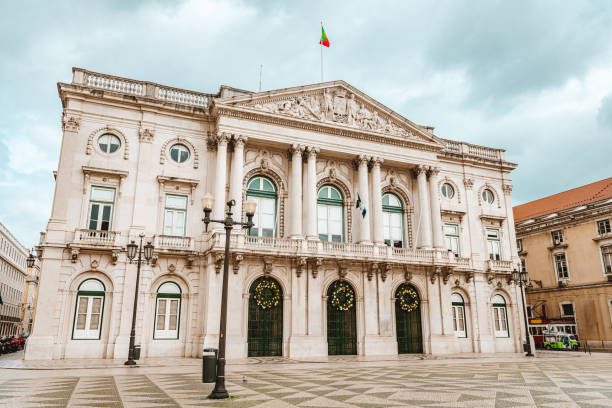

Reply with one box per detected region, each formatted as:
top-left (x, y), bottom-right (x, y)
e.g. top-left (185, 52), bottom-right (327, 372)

top-left (305, 146), bottom-right (320, 240)
top-left (289, 144), bottom-right (304, 239)
top-left (415, 165), bottom-right (432, 249)
top-left (371, 157), bottom-right (384, 245)
top-left (213, 133), bottom-right (229, 222)
top-left (428, 167), bottom-right (444, 249)
top-left (357, 155), bottom-right (371, 244)
top-left (229, 135), bottom-right (247, 222)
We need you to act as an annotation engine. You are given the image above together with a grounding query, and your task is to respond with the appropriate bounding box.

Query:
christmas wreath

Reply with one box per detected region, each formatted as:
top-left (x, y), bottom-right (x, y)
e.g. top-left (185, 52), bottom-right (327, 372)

top-left (397, 286), bottom-right (419, 312)
top-left (254, 279), bottom-right (281, 309)
top-left (330, 282), bottom-right (354, 311)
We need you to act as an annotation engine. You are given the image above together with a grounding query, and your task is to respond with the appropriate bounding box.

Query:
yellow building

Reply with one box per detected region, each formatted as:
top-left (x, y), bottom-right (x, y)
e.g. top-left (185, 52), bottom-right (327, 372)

top-left (514, 177), bottom-right (612, 349)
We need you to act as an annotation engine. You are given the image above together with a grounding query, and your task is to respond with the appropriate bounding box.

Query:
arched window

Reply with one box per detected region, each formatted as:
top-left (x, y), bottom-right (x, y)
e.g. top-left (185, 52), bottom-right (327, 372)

top-left (482, 188), bottom-right (495, 205)
top-left (246, 176), bottom-right (277, 238)
top-left (98, 134), bottom-right (121, 154)
top-left (441, 183), bottom-right (455, 199)
top-left (317, 185), bottom-right (344, 242)
top-left (73, 279), bottom-right (105, 340)
top-left (154, 282), bottom-right (181, 339)
top-left (382, 193), bottom-right (404, 248)
top-left (492, 294), bottom-right (509, 337)
top-left (451, 293), bottom-right (467, 338)
top-left (170, 144), bottom-right (190, 163)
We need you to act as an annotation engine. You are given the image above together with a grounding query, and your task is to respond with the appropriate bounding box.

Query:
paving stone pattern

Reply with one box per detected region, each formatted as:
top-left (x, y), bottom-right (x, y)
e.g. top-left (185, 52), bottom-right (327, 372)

top-left (1, 359), bottom-right (612, 407)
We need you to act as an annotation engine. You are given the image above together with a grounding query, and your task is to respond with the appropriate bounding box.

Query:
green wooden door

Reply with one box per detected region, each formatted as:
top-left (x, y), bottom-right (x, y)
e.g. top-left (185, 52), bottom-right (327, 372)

top-left (248, 277), bottom-right (283, 357)
top-left (395, 284), bottom-right (423, 354)
top-left (327, 281), bottom-right (357, 355)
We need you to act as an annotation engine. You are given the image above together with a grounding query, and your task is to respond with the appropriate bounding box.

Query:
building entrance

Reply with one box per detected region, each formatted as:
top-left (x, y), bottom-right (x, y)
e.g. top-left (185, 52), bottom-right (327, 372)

top-left (248, 277), bottom-right (283, 357)
top-left (395, 283), bottom-right (423, 353)
top-left (326, 280), bottom-right (357, 355)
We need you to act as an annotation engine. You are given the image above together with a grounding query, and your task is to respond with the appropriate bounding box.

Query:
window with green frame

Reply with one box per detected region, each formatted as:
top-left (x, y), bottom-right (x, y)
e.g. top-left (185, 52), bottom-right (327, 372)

top-left (382, 193), bottom-right (404, 248)
top-left (72, 278), bottom-right (105, 340)
top-left (154, 282), bottom-right (181, 339)
top-left (246, 176), bottom-right (277, 237)
top-left (317, 185), bottom-right (344, 242)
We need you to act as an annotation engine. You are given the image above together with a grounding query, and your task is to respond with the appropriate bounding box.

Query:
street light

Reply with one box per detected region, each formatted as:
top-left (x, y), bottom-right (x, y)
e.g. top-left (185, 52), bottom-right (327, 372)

top-left (512, 265), bottom-right (534, 357)
top-left (202, 196), bottom-right (256, 399)
top-left (124, 233), bottom-right (154, 366)
top-left (26, 250), bottom-right (35, 268)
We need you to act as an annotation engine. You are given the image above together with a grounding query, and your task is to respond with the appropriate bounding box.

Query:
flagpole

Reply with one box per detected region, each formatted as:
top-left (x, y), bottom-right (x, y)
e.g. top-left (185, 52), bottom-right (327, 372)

top-left (320, 21), bottom-right (323, 83)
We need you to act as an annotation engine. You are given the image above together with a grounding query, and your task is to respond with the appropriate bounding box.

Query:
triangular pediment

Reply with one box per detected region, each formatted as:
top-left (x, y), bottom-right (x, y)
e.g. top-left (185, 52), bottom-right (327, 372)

top-left (214, 81), bottom-right (443, 148)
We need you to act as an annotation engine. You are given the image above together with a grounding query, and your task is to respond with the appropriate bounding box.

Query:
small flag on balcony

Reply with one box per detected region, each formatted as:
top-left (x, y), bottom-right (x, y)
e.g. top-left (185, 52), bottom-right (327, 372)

top-left (355, 193), bottom-right (367, 218)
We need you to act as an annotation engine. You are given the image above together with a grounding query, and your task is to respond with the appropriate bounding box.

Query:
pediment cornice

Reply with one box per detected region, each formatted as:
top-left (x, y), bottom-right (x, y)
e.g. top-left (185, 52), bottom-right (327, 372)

top-left (213, 81), bottom-right (445, 151)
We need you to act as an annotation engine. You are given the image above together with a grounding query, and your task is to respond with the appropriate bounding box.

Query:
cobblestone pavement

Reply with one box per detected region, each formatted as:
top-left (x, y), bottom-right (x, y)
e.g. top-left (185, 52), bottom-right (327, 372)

top-left (1, 354), bottom-right (612, 407)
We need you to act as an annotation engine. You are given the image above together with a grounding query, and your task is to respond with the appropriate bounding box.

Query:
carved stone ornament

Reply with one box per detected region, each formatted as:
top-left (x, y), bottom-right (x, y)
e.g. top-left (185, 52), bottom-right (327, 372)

top-left (368, 263), bottom-right (378, 281)
top-left (70, 248), bottom-right (79, 263)
top-left (338, 262), bottom-right (348, 280)
top-left (139, 127), bottom-right (155, 143)
top-left (496, 281), bottom-right (503, 289)
top-left (465, 272), bottom-right (474, 284)
top-left (168, 264), bottom-right (176, 273)
top-left (63, 115), bottom-right (80, 132)
top-left (463, 178), bottom-right (474, 190)
top-left (296, 257), bottom-right (307, 277)
top-left (442, 267), bottom-right (453, 285)
top-left (403, 265), bottom-right (413, 282)
top-left (263, 257), bottom-right (273, 276)
top-left (232, 253), bottom-right (243, 275)
top-left (186, 256), bottom-right (195, 269)
top-left (503, 184), bottom-right (513, 196)
top-left (90, 259), bottom-right (99, 270)
top-left (487, 272), bottom-right (495, 285)
top-left (214, 253), bottom-right (224, 274)
top-left (240, 87), bottom-right (420, 139)
top-left (110, 250), bottom-right (119, 265)
top-left (380, 263), bottom-right (391, 282)
top-left (151, 254), bottom-right (158, 267)
top-left (454, 279), bottom-right (461, 287)
top-left (310, 258), bottom-right (322, 278)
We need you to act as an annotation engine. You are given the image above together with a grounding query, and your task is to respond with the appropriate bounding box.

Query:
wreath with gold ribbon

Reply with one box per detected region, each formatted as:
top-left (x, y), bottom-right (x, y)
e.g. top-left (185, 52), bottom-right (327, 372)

top-left (254, 279), bottom-right (280, 309)
top-left (397, 286), bottom-right (419, 312)
top-left (331, 282), bottom-right (354, 311)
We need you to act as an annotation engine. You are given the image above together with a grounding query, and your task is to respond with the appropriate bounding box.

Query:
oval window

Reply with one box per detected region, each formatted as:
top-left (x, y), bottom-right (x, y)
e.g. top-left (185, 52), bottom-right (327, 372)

top-left (98, 134), bottom-right (121, 154)
top-left (482, 188), bottom-right (495, 204)
top-left (441, 183), bottom-right (455, 199)
top-left (170, 144), bottom-right (190, 163)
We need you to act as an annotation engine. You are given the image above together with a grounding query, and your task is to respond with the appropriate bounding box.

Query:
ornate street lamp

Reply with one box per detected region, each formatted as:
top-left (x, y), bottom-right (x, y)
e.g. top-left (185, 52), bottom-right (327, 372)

top-left (26, 250), bottom-right (35, 268)
top-left (513, 265), bottom-right (534, 357)
top-left (124, 233), bottom-right (154, 366)
top-left (202, 195), bottom-right (256, 399)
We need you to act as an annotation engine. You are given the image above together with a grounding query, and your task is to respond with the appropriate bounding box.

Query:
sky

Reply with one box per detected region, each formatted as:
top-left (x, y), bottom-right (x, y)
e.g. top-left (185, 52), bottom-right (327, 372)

top-left (1, 0), bottom-right (611, 248)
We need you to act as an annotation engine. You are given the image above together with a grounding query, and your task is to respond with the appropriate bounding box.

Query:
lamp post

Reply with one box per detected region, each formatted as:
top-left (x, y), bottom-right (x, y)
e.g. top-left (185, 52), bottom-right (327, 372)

top-left (124, 233), bottom-right (154, 366)
top-left (202, 194), bottom-right (256, 399)
top-left (512, 266), bottom-right (534, 357)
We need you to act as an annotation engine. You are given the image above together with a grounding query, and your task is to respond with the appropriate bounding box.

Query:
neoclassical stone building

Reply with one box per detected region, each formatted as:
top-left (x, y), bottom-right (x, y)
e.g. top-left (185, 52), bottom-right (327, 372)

top-left (26, 68), bottom-right (522, 360)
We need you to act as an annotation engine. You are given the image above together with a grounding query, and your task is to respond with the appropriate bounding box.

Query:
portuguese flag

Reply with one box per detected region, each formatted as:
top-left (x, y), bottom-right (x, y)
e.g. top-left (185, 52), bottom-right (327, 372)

top-left (319, 26), bottom-right (330, 47)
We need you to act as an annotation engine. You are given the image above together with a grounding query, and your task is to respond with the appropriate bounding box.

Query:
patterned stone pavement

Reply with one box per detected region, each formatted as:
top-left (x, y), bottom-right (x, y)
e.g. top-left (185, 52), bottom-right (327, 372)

top-left (1, 356), bottom-right (612, 407)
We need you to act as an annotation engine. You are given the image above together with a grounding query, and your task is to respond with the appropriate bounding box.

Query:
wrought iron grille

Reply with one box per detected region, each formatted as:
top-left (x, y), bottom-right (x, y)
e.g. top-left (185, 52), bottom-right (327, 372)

top-left (395, 283), bottom-right (423, 353)
top-left (248, 277), bottom-right (283, 357)
top-left (327, 280), bottom-right (357, 355)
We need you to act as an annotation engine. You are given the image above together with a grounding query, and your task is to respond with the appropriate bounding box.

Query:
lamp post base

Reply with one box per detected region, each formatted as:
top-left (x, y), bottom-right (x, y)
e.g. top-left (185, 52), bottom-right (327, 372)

top-left (208, 389), bottom-right (229, 399)
top-left (124, 360), bottom-right (136, 366)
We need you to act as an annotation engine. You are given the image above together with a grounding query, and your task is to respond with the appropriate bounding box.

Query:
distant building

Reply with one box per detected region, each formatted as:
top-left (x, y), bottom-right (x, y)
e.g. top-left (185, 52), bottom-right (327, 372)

top-left (27, 68), bottom-right (522, 360)
top-left (514, 178), bottom-right (612, 347)
top-left (0, 221), bottom-right (28, 337)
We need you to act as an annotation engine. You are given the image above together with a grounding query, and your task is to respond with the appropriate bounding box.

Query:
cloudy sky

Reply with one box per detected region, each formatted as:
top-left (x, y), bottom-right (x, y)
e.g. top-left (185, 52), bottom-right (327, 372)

top-left (1, 0), bottom-right (611, 247)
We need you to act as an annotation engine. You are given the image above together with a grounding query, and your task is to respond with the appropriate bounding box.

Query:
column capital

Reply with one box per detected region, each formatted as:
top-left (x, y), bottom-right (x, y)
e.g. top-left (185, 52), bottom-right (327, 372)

top-left (233, 134), bottom-right (248, 146)
top-left (413, 164), bottom-right (428, 177)
top-left (372, 157), bottom-right (384, 167)
top-left (215, 132), bottom-right (230, 146)
top-left (428, 166), bottom-right (440, 177)
top-left (353, 154), bottom-right (370, 169)
top-left (290, 144), bottom-right (305, 156)
top-left (306, 146), bottom-right (320, 157)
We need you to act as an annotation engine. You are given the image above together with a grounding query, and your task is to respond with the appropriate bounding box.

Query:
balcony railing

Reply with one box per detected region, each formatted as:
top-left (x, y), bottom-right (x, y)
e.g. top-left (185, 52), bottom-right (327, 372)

top-left (208, 232), bottom-right (474, 268)
top-left (441, 139), bottom-right (505, 162)
top-left (74, 229), bottom-right (118, 246)
top-left (488, 259), bottom-right (514, 272)
top-left (154, 235), bottom-right (194, 251)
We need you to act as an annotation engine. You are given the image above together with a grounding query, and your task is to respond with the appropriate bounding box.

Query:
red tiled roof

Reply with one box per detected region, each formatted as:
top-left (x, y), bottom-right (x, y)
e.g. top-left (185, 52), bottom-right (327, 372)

top-left (513, 177), bottom-right (612, 222)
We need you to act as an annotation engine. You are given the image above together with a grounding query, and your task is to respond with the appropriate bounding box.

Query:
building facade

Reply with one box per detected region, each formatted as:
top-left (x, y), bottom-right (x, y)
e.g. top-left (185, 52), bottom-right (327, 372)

top-left (0, 221), bottom-right (28, 337)
top-left (514, 178), bottom-right (612, 347)
top-left (26, 68), bottom-right (522, 360)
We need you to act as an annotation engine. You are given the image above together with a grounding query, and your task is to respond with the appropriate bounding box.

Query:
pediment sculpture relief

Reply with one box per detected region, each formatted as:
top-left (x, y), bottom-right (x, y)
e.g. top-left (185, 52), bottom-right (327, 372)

top-left (241, 88), bottom-right (421, 139)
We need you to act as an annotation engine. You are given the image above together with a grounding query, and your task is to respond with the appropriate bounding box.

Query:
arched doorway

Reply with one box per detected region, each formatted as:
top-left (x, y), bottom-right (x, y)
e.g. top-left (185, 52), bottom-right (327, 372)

top-left (327, 280), bottom-right (357, 355)
top-left (248, 277), bottom-right (283, 357)
top-left (395, 283), bottom-right (423, 353)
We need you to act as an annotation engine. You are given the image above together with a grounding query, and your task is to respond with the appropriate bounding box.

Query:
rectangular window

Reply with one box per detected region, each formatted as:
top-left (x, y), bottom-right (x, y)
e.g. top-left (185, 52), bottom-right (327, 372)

top-left (561, 303), bottom-right (574, 316)
top-left (318, 205), bottom-right (342, 242)
top-left (88, 187), bottom-right (115, 231)
top-left (493, 306), bottom-right (509, 337)
top-left (551, 229), bottom-right (564, 245)
top-left (520, 258), bottom-right (527, 273)
top-left (597, 219), bottom-right (611, 235)
top-left (163, 195), bottom-right (188, 236)
top-left (486, 228), bottom-right (501, 261)
top-left (383, 212), bottom-right (403, 248)
top-left (555, 253), bottom-right (569, 279)
top-left (73, 295), bottom-right (103, 339)
top-left (601, 246), bottom-right (612, 275)
top-left (154, 297), bottom-right (180, 339)
top-left (516, 238), bottom-right (523, 252)
top-left (444, 224), bottom-right (460, 257)
top-left (452, 305), bottom-right (466, 337)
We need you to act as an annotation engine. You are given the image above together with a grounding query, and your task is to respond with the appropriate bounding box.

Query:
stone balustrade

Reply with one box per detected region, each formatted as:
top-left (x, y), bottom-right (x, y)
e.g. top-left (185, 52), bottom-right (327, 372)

top-left (442, 139), bottom-right (505, 162)
top-left (72, 68), bottom-right (212, 108)
top-left (154, 235), bottom-right (194, 251)
top-left (488, 259), bottom-right (514, 272)
top-left (73, 229), bottom-right (118, 246)
top-left (208, 232), bottom-right (477, 270)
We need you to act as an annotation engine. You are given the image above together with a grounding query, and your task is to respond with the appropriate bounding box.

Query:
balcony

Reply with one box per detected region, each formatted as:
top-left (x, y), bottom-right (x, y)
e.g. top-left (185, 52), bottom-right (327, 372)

top-left (154, 235), bottom-right (194, 252)
top-left (208, 232), bottom-right (474, 269)
top-left (73, 229), bottom-right (119, 247)
top-left (487, 259), bottom-right (514, 272)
